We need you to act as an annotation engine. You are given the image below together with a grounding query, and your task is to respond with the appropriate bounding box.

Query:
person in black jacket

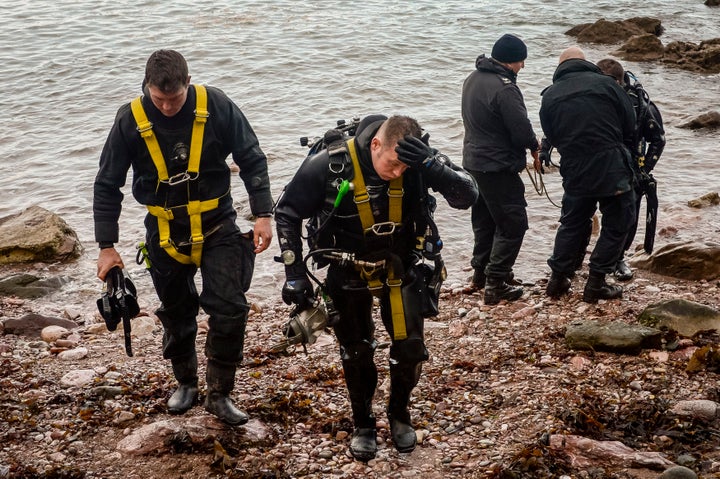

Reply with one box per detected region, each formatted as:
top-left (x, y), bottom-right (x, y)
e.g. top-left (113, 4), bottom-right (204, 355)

top-left (461, 33), bottom-right (541, 305)
top-left (275, 115), bottom-right (478, 461)
top-left (597, 58), bottom-right (666, 281)
top-left (94, 50), bottom-right (274, 425)
top-left (540, 47), bottom-right (637, 303)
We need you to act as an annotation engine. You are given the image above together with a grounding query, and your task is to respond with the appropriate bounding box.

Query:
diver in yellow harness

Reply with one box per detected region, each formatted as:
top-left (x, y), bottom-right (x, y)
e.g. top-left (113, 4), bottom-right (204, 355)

top-left (275, 115), bottom-right (478, 460)
top-left (94, 50), bottom-right (274, 425)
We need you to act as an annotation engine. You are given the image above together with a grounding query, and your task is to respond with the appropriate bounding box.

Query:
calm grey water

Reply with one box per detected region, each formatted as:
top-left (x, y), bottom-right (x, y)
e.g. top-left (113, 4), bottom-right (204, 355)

top-left (1, 0), bottom-right (718, 306)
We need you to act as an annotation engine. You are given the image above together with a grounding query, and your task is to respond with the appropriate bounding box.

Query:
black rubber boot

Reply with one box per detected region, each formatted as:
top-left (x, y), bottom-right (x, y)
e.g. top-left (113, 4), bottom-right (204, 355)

top-left (583, 271), bottom-right (623, 303)
top-left (614, 259), bottom-right (634, 282)
top-left (349, 428), bottom-right (377, 462)
top-left (204, 361), bottom-right (248, 426)
top-left (545, 273), bottom-right (571, 299)
top-left (483, 277), bottom-right (523, 305)
top-left (167, 355), bottom-right (199, 414)
top-left (387, 361), bottom-right (420, 453)
top-left (341, 344), bottom-right (378, 461)
top-left (469, 269), bottom-right (486, 289)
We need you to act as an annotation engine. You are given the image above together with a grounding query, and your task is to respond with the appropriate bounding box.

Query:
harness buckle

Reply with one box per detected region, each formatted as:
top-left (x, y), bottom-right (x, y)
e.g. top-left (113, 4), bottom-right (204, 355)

top-left (176, 223), bottom-right (223, 247)
top-left (136, 121), bottom-right (154, 136)
top-left (387, 187), bottom-right (404, 198)
top-left (366, 221), bottom-right (398, 236)
top-left (360, 261), bottom-right (385, 277)
top-left (194, 108), bottom-right (209, 121)
top-left (354, 191), bottom-right (370, 205)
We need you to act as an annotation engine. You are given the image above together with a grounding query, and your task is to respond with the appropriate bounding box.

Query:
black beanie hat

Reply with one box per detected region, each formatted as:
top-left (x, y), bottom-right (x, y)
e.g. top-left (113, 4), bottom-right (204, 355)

top-left (491, 34), bottom-right (528, 63)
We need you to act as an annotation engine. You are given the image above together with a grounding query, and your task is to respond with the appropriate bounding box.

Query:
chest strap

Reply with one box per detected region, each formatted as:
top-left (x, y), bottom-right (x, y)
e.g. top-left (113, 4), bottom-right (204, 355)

top-left (346, 139), bottom-right (407, 340)
top-left (130, 85), bottom-right (215, 267)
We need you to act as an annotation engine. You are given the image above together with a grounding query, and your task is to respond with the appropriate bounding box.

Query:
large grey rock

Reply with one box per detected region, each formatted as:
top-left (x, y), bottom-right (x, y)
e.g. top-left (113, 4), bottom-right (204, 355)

top-left (638, 299), bottom-right (720, 337)
top-left (1, 313), bottom-right (79, 338)
top-left (0, 206), bottom-right (82, 264)
top-left (565, 320), bottom-right (663, 355)
top-left (658, 466), bottom-right (698, 478)
top-left (0, 273), bottom-right (69, 298)
top-left (630, 241), bottom-right (720, 281)
top-left (670, 400), bottom-right (720, 422)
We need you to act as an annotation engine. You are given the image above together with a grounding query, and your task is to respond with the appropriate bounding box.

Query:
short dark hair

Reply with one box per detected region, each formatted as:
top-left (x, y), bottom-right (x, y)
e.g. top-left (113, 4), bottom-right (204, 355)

top-left (380, 115), bottom-right (422, 145)
top-left (597, 58), bottom-right (624, 83)
top-left (144, 50), bottom-right (189, 93)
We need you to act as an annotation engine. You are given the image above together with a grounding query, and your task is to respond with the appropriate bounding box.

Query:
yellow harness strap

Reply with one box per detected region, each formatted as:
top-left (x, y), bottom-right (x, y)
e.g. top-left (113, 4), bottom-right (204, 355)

top-left (130, 97), bottom-right (168, 184)
top-left (130, 85), bottom-right (215, 267)
top-left (346, 139), bottom-right (407, 340)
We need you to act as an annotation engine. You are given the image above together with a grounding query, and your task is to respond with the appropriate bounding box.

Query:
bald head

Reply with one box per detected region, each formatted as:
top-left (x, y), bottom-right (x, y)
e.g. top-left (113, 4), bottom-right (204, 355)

top-left (558, 46), bottom-right (585, 64)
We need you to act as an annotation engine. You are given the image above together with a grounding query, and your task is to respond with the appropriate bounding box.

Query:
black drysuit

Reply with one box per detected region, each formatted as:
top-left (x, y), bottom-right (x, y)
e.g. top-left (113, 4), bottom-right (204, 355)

top-left (94, 85), bottom-right (273, 373)
top-left (274, 117), bottom-right (478, 428)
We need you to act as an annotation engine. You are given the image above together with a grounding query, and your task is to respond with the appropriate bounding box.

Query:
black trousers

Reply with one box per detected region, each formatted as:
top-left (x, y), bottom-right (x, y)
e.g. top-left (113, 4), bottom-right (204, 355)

top-left (468, 170), bottom-right (528, 279)
top-left (548, 190), bottom-right (636, 276)
top-left (144, 216), bottom-right (255, 366)
top-left (325, 263), bottom-right (429, 364)
top-left (622, 186), bottom-right (645, 254)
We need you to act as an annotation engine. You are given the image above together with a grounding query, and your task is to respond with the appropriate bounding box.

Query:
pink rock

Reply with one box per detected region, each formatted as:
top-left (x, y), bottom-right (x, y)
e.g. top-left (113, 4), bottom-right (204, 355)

top-left (549, 434), bottom-right (675, 468)
top-left (569, 356), bottom-right (592, 371)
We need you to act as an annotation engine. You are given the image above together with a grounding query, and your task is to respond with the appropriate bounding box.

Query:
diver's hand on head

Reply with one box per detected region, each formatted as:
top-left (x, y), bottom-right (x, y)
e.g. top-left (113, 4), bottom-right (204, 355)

top-left (395, 134), bottom-right (435, 168)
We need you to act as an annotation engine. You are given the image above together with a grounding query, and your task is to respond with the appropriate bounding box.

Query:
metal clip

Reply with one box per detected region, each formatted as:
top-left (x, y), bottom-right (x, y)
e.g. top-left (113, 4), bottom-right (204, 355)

top-left (164, 171), bottom-right (199, 186)
top-left (366, 222), bottom-right (398, 236)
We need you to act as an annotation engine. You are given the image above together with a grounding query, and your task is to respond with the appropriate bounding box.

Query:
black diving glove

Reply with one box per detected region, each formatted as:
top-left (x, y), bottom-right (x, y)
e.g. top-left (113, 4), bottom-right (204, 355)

top-left (395, 134), bottom-right (437, 168)
top-left (281, 275), bottom-right (314, 310)
top-left (539, 149), bottom-right (551, 168)
top-left (539, 137), bottom-right (553, 168)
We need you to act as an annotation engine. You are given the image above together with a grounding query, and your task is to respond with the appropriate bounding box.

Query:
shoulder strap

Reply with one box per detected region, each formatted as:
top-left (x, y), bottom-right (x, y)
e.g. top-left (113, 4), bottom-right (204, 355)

top-left (130, 97), bottom-right (168, 182)
top-left (188, 85), bottom-right (209, 174)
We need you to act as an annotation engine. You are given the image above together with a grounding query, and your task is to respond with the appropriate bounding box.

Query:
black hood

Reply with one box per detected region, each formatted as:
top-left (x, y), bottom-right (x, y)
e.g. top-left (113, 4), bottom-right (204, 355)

top-left (475, 54), bottom-right (517, 84)
top-left (552, 58), bottom-right (602, 82)
top-left (353, 115), bottom-right (386, 183)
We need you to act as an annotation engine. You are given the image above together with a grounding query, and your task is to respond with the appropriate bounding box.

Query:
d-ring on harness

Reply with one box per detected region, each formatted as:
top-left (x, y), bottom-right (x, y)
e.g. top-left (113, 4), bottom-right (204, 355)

top-left (130, 85), bottom-right (225, 267)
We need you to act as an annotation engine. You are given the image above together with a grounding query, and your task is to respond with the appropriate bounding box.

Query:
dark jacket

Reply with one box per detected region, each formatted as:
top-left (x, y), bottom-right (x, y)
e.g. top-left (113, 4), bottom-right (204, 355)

top-left (540, 59), bottom-right (636, 197)
top-left (93, 85), bottom-right (273, 244)
top-left (461, 55), bottom-right (539, 173)
top-left (275, 117), bottom-right (478, 273)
